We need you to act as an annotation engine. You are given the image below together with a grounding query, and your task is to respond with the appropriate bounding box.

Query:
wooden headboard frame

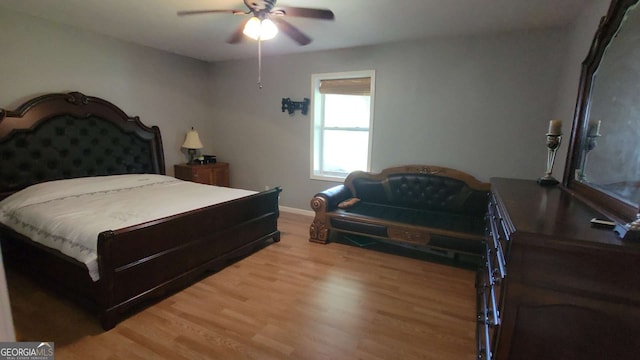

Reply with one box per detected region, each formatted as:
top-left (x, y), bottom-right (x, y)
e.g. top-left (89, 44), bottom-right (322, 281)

top-left (0, 91), bottom-right (165, 199)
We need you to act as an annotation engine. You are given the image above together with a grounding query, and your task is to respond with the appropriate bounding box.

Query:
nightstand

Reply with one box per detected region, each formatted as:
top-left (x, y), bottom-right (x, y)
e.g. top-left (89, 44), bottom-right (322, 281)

top-left (174, 162), bottom-right (230, 187)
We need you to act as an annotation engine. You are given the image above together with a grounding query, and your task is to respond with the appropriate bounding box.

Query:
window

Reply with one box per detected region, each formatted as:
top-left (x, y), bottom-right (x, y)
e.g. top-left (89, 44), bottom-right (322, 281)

top-left (310, 70), bottom-right (375, 181)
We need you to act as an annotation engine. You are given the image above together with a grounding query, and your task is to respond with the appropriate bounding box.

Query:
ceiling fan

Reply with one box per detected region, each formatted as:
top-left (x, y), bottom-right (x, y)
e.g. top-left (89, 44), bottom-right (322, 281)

top-left (177, 0), bottom-right (335, 46)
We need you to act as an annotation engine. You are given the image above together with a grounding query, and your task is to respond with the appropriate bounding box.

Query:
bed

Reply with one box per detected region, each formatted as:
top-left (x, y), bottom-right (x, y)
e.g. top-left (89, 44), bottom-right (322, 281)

top-left (0, 91), bottom-right (281, 330)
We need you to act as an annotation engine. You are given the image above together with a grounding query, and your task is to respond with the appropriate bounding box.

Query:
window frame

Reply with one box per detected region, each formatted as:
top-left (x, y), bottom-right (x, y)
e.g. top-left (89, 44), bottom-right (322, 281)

top-left (309, 70), bottom-right (376, 181)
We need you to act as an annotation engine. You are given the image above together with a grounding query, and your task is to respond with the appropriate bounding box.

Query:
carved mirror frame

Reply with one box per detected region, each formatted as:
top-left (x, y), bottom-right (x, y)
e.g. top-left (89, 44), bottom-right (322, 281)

top-left (563, 0), bottom-right (640, 225)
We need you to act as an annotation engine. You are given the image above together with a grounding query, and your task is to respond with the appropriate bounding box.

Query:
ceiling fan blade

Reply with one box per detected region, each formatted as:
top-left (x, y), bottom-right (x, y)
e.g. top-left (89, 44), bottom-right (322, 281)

top-left (272, 18), bottom-right (312, 45)
top-left (177, 9), bottom-right (245, 16)
top-left (227, 18), bottom-right (251, 44)
top-left (275, 7), bottom-right (334, 20)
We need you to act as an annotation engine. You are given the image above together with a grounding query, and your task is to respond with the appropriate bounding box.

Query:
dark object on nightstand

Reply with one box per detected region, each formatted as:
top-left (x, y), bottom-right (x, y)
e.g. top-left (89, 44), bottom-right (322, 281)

top-left (203, 155), bottom-right (216, 164)
top-left (536, 176), bottom-right (559, 186)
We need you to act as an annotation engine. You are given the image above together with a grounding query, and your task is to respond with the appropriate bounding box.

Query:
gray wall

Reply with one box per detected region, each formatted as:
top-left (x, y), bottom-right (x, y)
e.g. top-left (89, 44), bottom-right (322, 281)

top-left (0, 10), bottom-right (212, 173)
top-left (208, 30), bottom-right (569, 210)
top-left (0, 3), bottom-right (612, 213)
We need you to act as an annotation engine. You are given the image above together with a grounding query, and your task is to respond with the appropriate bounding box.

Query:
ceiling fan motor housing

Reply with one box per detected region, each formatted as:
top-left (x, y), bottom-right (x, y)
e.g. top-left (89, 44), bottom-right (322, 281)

top-left (244, 0), bottom-right (277, 13)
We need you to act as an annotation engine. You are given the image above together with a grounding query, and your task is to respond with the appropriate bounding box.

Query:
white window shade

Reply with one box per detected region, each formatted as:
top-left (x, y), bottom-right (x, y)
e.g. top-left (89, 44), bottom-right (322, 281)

top-left (319, 77), bottom-right (371, 96)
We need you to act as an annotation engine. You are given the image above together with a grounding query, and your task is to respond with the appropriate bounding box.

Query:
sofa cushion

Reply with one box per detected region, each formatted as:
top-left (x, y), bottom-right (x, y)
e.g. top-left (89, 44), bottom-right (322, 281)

top-left (351, 173), bottom-right (487, 216)
top-left (337, 201), bottom-right (485, 236)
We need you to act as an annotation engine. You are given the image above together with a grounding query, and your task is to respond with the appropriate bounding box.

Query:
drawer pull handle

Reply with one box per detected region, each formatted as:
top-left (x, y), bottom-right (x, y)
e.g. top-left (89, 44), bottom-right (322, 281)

top-left (488, 286), bottom-right (500, 326)
top-left (484, 246), bottom-right (495, 286)
top-left (494, 245), bottom-right (507, 279)
top-left (499, 219), bottom-right (511, 242)
top-left (477, 290), bottom-right (493, 360)
top-left (487, 220), bottom-right (507, 279)
top-left (489, 220), bottom-right (501, 249)
top-left (493, 203), bottom-right (511, 241)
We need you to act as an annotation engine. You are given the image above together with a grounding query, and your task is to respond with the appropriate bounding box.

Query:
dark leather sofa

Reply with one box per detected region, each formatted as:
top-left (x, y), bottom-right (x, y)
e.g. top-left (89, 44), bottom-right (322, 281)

top-left (309, 165), bottom-right (490, 261)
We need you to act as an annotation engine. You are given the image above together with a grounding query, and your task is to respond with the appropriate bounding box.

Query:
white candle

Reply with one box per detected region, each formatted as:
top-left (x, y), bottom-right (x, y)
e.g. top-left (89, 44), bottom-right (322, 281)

top-left (548, 119), bottom-right (562, 135)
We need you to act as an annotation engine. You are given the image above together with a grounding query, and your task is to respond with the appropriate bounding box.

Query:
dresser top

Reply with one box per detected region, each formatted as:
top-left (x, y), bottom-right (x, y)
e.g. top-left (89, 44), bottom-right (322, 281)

top-left (491, 177), bottom-right (640, 251)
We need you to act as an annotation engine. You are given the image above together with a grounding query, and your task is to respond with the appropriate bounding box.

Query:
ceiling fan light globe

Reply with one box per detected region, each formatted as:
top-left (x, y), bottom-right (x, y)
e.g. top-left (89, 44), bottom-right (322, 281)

top-left (242, 16), bottom-right (278, 40)
top-left (260, 19), bottom-right (278, 40)
top-left (243, 16), bottom-right (261, 40)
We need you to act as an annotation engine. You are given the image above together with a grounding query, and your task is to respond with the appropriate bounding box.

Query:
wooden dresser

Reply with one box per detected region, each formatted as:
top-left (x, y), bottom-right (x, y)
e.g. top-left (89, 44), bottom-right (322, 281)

top-left (174, 162), bottom-right (230, 187)
top-left (477, 178), bottom-right (640, 359)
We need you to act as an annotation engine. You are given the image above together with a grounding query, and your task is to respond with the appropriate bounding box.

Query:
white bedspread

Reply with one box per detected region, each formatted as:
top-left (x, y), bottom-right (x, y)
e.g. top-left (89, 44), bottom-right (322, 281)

top-left (0, 174), bottom-right (257, 281)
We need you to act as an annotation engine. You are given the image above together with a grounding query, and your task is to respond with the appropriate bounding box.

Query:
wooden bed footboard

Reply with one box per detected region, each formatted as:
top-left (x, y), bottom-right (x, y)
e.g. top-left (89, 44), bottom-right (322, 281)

top-left (1, 187), bottom-right (281, 330)
top-left (97, 187), bottom-right (281, 329)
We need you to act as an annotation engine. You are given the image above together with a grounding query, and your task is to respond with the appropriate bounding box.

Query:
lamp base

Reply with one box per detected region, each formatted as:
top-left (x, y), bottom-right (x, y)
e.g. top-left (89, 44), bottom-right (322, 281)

top-left (537, 176), bottom-right (559, 186)
top-left (187, 148), bottom-right (197, 165)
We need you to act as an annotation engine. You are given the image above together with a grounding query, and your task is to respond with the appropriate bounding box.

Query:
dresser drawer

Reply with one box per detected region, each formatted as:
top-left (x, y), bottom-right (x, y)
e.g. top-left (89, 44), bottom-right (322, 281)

top-left (174, 163), bottom-right (230, 187)
top-left (476, 195), bottom-right (508, 360)
top-left (515, 242), bottom-right (640, 303)
top-left (479, 244), bottom-right (502, 326)
top-left (486, 202), bottom-right (507, 282)
top-left (476, 286), bottom-right (495, 360)
top-left (486, 220), bottom-right (507, 280)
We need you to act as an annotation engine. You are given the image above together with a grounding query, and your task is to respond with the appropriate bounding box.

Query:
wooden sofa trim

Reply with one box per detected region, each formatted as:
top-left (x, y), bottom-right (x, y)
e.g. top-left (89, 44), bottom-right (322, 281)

top-left (309, 165), bottom-right (490, 255)
top-left (344, 165), bottom-right (491, 195)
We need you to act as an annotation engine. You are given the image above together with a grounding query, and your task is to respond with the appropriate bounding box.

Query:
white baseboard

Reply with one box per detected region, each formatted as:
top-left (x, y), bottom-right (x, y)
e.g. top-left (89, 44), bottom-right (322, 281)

top-left (280, 206), bottom-right (314, 217)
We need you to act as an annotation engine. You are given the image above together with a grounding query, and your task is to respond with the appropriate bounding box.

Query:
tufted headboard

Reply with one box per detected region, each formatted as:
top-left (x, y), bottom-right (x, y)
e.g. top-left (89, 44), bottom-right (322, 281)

top-left (0, 91), bottom-right (165, 199)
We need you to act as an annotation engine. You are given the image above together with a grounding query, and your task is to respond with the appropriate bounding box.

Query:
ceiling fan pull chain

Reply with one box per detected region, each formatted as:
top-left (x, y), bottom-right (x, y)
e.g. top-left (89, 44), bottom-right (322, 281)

top-left (257, 38), bottom-right (263, 89)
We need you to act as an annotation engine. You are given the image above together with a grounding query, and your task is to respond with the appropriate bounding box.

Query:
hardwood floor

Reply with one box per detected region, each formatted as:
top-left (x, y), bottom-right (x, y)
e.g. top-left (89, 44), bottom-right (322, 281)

top-left (6, 211), bottom-right (477, 359)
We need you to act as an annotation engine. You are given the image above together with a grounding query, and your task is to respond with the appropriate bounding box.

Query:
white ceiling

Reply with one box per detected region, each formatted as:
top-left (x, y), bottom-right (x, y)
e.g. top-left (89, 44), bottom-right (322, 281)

top-left (0, 0), bottom-right (590, 62)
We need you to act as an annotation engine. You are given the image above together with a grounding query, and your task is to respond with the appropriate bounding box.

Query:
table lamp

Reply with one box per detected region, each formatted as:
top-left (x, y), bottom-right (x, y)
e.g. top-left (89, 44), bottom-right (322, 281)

top-left (182, 127), bottom-right (203, 164)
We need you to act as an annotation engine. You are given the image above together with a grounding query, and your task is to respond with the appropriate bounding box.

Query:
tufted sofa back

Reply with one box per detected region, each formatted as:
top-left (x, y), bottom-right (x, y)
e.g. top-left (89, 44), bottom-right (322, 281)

top-left (346, 166), bottom-right (489, 215)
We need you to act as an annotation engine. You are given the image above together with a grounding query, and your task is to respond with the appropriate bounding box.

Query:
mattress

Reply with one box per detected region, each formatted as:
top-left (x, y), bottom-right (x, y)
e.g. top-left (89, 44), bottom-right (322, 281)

top-left (0, 174), bottom-right (256, 281)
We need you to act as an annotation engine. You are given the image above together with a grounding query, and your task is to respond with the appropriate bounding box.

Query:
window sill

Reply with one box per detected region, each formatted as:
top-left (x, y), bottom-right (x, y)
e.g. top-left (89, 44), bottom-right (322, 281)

top-left (310, 173), bottom-right (347, 182)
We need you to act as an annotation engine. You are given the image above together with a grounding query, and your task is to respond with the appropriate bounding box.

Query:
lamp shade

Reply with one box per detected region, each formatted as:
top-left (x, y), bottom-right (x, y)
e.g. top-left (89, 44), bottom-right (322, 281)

top-left (182, 128), bottom-right (203, 149)
top-left (243, 17), bottom-right (278, 40)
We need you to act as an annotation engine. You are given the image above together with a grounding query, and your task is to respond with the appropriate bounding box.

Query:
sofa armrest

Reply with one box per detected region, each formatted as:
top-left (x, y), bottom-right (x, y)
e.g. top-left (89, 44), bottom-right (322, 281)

top-left (309, 185), bottom-right (353, 244)
top-left (313, 185), bottom-right (353, 212)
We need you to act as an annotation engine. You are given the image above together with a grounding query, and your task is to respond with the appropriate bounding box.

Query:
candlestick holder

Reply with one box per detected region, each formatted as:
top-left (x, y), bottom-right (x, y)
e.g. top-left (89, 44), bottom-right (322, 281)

top-left (614, 214), bottom-right (640, 241)
top-left (537, 133), bottom-right (562, 186)
top-left (577, 132), bottom-right (601, 181)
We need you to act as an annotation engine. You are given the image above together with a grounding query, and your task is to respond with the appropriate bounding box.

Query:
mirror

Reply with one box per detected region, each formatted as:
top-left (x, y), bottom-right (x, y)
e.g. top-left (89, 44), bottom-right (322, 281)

top-left (565, 0), bottom-right (640, 224)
